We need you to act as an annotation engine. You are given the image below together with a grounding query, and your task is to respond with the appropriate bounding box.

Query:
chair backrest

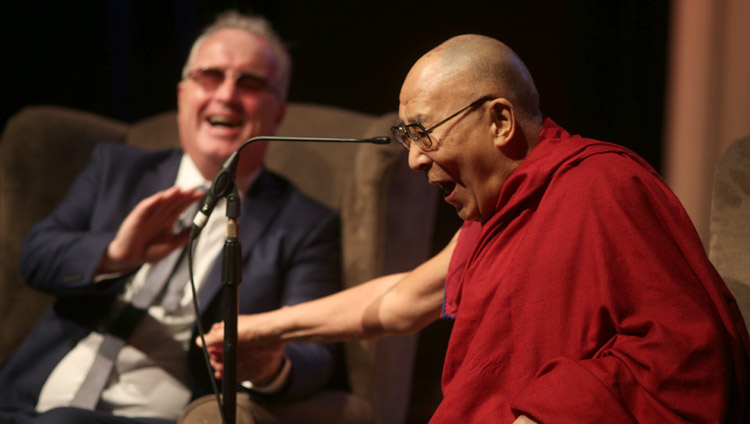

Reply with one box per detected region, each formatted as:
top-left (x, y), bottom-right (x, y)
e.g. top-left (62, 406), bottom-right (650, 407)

top-left (1, 106), bottom-right (130, 361)
top-left (709, 135), bottom-right (750, 330)
top-left (0, 104), bottom-right (438, 424)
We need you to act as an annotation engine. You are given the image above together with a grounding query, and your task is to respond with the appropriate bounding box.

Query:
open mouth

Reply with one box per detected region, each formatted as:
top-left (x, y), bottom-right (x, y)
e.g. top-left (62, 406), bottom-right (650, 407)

top-left (206, 115), bottom-right (242, 128)
top-left (438, 181), bottom-right (456, 197)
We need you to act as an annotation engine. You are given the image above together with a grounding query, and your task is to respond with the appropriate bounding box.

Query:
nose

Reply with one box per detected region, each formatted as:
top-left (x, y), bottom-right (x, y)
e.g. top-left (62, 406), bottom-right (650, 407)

top-left (407, 145), bottom-right (432, 172)
top-left (213, 76), bottom-right (239, 102)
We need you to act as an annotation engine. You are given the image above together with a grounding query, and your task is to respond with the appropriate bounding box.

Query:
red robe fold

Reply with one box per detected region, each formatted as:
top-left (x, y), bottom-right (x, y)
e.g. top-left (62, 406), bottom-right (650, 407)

top-left (434, 119), bottom-right (750, 423)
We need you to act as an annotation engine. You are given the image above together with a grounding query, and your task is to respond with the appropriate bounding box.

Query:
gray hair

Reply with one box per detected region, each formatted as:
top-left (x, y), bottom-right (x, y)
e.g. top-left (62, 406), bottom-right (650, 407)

top-left (181, 11), bottom-right (291, 99)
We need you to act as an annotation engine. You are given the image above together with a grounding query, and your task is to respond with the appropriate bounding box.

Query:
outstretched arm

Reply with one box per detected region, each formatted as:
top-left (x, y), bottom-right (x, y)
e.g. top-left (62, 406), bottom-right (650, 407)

top-left (198, 229), bottom-right (460, 380)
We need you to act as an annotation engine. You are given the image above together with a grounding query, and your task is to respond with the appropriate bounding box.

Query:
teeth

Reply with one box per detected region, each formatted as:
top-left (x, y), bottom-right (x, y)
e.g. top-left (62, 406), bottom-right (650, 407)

top-left (207, 115), bottom-right (240, 127)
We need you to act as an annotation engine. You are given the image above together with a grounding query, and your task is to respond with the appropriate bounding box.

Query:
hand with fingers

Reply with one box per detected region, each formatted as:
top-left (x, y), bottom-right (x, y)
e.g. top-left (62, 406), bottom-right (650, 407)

top-left (198, 315), bottom-right (287, 384)
top-left (96, 186), bottom-right (205, 275)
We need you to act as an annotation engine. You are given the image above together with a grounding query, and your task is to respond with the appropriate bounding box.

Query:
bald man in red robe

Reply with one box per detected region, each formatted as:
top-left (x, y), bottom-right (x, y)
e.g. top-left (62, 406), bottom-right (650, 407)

top-left (197, 35), bottom-right (750, 423)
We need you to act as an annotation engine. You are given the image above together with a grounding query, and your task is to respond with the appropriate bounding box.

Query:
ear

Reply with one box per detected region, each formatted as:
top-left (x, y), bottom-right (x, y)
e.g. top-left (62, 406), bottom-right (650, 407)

top-left (489, 98), bottom-right (516, 148)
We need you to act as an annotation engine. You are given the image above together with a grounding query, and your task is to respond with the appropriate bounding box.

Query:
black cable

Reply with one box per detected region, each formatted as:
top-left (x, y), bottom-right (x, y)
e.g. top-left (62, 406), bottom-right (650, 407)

top-left (188, 237), bottom-right (228, 424)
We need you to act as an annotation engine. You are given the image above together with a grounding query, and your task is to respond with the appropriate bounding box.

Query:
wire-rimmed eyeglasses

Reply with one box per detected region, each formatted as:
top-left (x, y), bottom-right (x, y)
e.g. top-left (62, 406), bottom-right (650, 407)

top-left (390, 96), bottom-right (495, 151)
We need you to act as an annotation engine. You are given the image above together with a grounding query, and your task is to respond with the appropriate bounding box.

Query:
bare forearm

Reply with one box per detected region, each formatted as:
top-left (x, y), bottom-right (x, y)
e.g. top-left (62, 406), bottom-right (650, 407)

top-left (216, 229), bottom-right (460, 351)
top-left (202, 265), bottom-right (408, 354)
top-left (262, 273), bottom-right (407, 344)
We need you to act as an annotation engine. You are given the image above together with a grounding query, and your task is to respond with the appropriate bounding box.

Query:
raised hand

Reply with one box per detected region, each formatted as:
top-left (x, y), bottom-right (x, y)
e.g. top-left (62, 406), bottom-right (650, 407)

top-left (96, 186), bottom-right (204, 274)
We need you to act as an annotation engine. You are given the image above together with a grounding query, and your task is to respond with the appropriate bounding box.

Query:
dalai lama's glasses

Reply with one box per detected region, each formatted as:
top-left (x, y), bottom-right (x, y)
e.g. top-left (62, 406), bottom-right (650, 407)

top-left (186, 67), bottom-right (273, 95)
top-left (390, 96), bottom-right (495, 152)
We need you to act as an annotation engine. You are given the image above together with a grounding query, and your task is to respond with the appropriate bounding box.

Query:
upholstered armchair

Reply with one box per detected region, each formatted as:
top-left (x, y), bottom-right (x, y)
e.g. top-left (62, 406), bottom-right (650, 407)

top-left (0, 103), bottom-right (440, 423)
top-left (709, 135), bottom-right (750, 331)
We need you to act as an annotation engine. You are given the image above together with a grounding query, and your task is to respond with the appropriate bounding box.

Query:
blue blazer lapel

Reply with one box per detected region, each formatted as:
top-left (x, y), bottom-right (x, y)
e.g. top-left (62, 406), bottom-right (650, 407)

top-left (128, 149), bottom-right (183, 205)
top-left (198, 169), bottom-right (286, 315)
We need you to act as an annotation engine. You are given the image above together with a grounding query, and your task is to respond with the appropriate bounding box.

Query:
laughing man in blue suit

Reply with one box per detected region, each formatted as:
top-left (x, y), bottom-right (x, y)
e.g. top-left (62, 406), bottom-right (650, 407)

top-left (0, 11), bottom-right (340, 424)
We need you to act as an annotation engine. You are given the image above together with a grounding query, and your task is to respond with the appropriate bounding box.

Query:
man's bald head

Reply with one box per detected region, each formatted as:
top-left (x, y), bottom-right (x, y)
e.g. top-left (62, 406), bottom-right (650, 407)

top-left (409, 34), bottom-right (542, 123)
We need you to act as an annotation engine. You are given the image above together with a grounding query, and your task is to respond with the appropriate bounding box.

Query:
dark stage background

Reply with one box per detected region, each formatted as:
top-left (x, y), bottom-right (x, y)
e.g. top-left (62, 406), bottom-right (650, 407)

top-left (2, 1), bottom-right (670, 421)
top-left (3, 1), bottom-right (669, 168)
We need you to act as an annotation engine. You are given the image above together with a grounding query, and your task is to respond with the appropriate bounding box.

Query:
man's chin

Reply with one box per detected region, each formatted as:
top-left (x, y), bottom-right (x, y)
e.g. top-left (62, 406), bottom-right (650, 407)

top-left (453, 203), bottom-right (482, 222)
top-left (199, 141), bottom-right (244, 160)
top-left (199, 131), bottom-right (246, 147)
top-left (451, 204), bottom-right (468, 221)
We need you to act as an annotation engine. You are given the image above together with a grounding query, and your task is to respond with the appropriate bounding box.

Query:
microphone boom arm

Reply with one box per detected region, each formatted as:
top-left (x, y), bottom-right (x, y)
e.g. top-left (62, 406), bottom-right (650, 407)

top-left (191, 135), bottom-right (390, 239)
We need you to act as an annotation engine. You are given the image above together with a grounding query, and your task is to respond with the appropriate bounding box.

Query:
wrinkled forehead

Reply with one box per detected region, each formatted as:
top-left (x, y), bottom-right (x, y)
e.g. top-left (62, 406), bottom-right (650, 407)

top-left (398, 93), bottom-right (433, 125)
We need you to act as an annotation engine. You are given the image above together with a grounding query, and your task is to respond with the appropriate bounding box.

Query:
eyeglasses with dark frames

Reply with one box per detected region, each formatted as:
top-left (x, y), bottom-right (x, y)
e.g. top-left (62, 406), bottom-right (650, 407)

top-left (186, 67), bottom-right (272, 95)
top-left (390, 96), bottom-right (495, 151)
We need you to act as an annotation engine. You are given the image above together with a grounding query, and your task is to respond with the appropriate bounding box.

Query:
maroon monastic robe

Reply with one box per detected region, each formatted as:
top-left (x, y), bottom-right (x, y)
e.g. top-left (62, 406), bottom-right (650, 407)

top-left (433, 119), bottom-right (750, 423)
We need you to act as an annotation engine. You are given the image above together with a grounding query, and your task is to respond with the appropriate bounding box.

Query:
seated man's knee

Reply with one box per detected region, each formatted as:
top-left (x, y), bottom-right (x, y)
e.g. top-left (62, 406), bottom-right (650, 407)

top-left (178, 394), bottom-right (260, 424)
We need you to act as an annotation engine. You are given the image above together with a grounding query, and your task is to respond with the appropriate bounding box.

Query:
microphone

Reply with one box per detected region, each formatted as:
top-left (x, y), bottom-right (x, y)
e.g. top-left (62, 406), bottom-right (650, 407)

top-left (190, 135), bottom-right (390, 239)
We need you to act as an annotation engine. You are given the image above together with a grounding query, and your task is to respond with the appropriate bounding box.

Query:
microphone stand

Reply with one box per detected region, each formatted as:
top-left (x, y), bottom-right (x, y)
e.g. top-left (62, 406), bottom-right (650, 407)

top-left (192, 135), bottom-right (389, 424)
top-left (221, 186), bottom-right (241, 424)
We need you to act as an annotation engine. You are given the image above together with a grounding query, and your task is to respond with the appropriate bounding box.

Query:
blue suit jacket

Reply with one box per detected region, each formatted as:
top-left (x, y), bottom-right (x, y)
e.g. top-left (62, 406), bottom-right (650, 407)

top-left (0, 143), bottom-right (341, 414)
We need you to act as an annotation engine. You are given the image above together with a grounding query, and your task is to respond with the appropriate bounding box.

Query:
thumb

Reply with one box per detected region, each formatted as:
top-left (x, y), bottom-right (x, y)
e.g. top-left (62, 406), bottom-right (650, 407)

top-left (196, 322), bottom-right (225, 347)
